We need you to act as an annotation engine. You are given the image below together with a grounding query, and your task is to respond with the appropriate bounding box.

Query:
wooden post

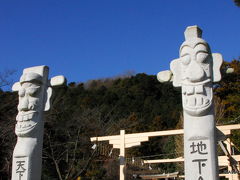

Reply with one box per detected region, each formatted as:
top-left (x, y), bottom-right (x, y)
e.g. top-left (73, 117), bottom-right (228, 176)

top-left (227, 137), bottom-right (234, 180)
top-left (120, 130), bottom-right (125, 180)
top-left (90, 124), bottom-right (240, 180)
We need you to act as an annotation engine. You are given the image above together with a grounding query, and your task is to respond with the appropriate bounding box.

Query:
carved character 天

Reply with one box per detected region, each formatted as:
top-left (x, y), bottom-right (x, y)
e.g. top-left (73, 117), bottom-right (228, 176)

top-left (11, 66), bottom-right (66, 180)
top-left (16, 160), bottom-right (26, 180)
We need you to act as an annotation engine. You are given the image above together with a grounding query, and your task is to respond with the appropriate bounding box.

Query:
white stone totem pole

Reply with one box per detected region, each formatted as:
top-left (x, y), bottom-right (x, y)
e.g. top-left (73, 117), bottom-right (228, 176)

top-left (11, 65), bottom-right (66, 180)
top-left (158, 26), bottom-right (223, 180)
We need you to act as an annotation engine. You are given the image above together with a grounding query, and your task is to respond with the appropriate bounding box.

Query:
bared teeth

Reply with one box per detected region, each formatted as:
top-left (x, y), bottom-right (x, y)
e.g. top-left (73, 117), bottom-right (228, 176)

top-left (188, 96), bottom-right (196, 106)
top-left (18, 115), bottom-right (23, 121)
top-left (184, 97), bottom-right (188, 105)
top-left (195, 85), bottom-right (204, 94)
top-left (183, 82), bottom-right (212, 110)
top-left (186, 86), bottom-right (194, 95)
top-left (196, 97), bottom-right (203, 106)
top-left (186, 96), bottom-right (206, 107)
top-left (205, 99), bottom-right (209, 104)
top-left (16, 112), bottom-right (36, 122)
top-left (182, 86), bottom-right (186, 95)
top-left (28, 113), bottom-right (33, 119)
top-left (23, 115), bottom-right (28, 121)
top-left (16, 121), bottom-right (34, 130)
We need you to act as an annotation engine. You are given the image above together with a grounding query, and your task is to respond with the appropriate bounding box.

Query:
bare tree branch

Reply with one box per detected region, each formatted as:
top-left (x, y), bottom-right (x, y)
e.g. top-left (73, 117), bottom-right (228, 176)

top-left (46, 133), bottom-right (63, 180)
top-left (0, 69), bottom-right (16, 88)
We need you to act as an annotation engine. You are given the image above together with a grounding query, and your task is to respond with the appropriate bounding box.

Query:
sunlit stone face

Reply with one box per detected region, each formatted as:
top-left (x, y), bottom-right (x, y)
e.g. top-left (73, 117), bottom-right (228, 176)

top-left (179, 40), bottom-right (213, 116)
top-left (15, 74), bottom-right (43, 137)
top-left (170, 26), bottom-right (222, 116)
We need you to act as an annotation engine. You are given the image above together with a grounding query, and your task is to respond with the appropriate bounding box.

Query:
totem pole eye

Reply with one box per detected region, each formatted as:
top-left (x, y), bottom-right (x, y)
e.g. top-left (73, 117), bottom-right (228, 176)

top-left (18, 88), bottom-right (25, 97)
top-left (196, 52), bottom-right (209, 63)
top-left (26, 87), bottom-right (40, 96)
top-left (181, 54), bottom-right (191, 65)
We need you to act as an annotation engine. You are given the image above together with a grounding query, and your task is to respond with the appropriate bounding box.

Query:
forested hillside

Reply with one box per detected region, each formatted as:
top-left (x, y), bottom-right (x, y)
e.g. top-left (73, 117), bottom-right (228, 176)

top-left (0, 59), bottom-right (239, 180)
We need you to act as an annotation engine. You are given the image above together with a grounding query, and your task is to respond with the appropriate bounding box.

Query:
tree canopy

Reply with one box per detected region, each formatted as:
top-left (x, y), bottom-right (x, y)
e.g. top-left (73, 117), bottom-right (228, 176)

top-left (234, 0), bottom-right (240, 6)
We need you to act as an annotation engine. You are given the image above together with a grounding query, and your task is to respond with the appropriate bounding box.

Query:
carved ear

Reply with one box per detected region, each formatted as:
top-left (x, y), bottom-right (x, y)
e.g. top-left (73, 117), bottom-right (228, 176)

top-left (50, 75), bottom-right (66, 86)
top-left (170, 58), bottom-right (182, 87)
top-left (12, 82), bottom-right (21, 92)
top-left (157, 70), bottom-right (172, 83)
top-left (44, 87), bottom-right (52, 111)
top-left (212, 53), bottom-right (223, 82)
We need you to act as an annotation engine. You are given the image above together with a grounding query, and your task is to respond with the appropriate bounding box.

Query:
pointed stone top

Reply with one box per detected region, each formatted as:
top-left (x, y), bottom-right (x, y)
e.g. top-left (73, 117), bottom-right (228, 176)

top-left (184, 25), bottom-right (202, 40)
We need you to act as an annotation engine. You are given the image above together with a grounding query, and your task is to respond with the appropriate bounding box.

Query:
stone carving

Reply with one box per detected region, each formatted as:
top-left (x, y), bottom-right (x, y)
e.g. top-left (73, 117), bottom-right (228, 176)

top-left (157, 26), bottom-right (222, 180)
top-left (170, 26), bottom-right (222, 116)
top-left (11, 66), bottom-right (66, 180)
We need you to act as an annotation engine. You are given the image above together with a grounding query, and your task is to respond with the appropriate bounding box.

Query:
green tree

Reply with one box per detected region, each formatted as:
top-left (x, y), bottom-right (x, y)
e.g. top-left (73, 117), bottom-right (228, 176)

top-left (234, 0), bottom-right (240, 6)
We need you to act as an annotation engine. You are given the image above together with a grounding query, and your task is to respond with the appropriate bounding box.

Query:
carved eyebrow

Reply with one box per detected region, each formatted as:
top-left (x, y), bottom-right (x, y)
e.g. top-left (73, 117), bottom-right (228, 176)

top-left (194, 43), bottom-right (208, 52)
top-left (180, 46), bottom-right (191, 56)
top-left (26, 86), bottom-right (40, 91)
top-left (29, 86), bottom-right (40, 91)
top-left (180, 52), bottom-right (189, 57)
top-left (180, 45), bottom-right (190, 51)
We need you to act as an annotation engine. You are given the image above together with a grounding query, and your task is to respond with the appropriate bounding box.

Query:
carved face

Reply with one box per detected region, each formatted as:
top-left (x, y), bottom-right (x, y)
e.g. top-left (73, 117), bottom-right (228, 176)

top-left (15, 81), bottom-right (43, 137)
top-left (169, 26), bottom-right (222, 116)
top-left (12, 66), bottom-right (55, 137)
top-left (179, 41), bottom-right (213, 116)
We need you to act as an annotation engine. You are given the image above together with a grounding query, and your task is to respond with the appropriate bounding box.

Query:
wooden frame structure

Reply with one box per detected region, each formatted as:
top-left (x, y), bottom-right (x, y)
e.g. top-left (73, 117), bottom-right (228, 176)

top-left (143, 125), bottom-right (240, 180)
top-left (90, 124), bottom-right (240, 180)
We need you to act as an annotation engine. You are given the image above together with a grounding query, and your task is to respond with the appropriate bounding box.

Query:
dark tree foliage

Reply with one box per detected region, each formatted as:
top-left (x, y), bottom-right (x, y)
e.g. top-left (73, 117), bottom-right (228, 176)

top-left (234, 0), bottom-right (240, 6)
top-left (0, 91), bottom-right (18, 180)
top-left (41, 73), bottom-right (182, 179)
top-left (214, 59), bottom-right (240, 151)
top-left (215, 59), bottom-right (240, 122)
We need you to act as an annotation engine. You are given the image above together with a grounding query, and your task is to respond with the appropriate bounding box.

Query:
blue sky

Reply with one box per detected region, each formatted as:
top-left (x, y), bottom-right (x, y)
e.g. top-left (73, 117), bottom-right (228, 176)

top-left (0, 0), bottom-right (239, 87)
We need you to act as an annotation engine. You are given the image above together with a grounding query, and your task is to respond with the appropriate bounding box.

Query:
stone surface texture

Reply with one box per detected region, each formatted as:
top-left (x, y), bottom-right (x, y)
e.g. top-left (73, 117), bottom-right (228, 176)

top-left (157, 70), bottom-right (172, 83)
top-left (11, 65), bottom-right (65, 180)
top-left (158, 25), bottom-right (223, 180)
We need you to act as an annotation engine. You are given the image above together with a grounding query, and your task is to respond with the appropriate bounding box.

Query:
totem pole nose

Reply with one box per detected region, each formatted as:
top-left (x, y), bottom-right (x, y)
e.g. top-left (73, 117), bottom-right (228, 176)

top-left (186, 60), bottom-right (205, 82)
top-left (18, 98), bottom-right (29, 111)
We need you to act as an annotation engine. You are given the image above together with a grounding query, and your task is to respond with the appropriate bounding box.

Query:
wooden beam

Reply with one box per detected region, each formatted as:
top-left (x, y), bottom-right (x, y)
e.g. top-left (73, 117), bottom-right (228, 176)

top-left (90, 124), bottom-right (240, 142)
top-left (144, 155), bottom-right (240, 166)
top-left (109, 137), bottom-right (149, 145)
top-left (139, 172), bottom-right (179, 179)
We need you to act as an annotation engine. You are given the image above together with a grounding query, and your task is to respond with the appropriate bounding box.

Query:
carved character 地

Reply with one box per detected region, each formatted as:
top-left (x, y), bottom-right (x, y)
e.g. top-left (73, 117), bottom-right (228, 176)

top-left (157, 26), bottom-right (221, 180)
top-left (190, 141), bottom-right (208, 155)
